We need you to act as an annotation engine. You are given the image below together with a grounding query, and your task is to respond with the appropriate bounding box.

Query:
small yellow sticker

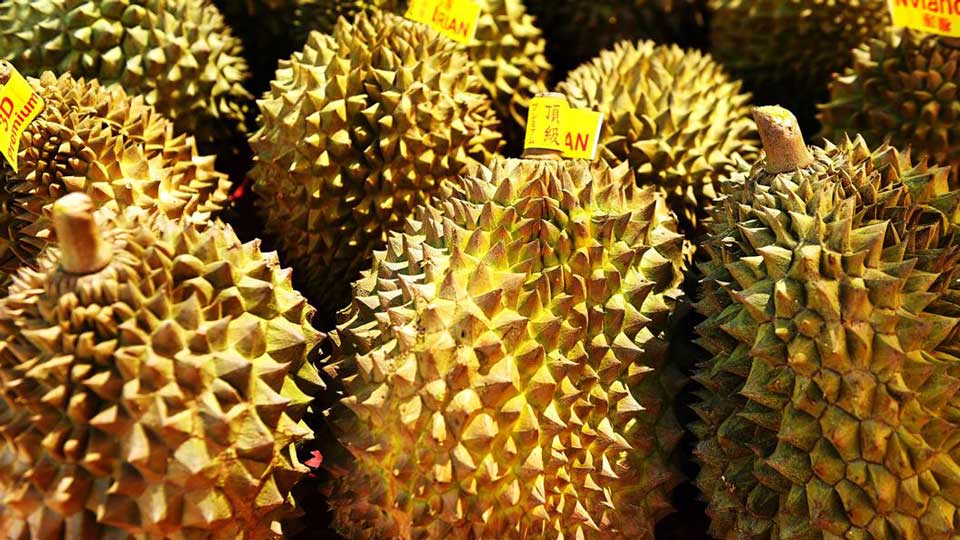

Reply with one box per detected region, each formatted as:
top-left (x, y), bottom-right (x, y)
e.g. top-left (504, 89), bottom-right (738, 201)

top-left (0, 65), bottom-right (43, 172)
top-left (524, 96), bottom-right (604, 160)
top-left (887, 0), bottom-right (960, 37)
top-left (405, 0), bottom-right (482, 44)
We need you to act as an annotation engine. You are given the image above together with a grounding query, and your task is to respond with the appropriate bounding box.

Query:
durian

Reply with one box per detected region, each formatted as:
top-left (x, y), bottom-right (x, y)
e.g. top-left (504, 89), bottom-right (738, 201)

top-left (0, 70), bottom-right (230, 287)
top-left (251, 10), bottom-right (502, 311)
top-left (0, 0), bottom-right (253, 146)
top-left (693, 106), bottom-right (960, 540)
top-left (324, 156), bottom-right (688, 540)
top-left (225, 0), bottom-right (548, 149)
top-left (819, 28), bottom-right (960, 180)
top-left (526, 0), bottom-right (707, 74)
top-left (558, 40), bottom-right (759, 236)
top-left (0, 193), bottom-right (324, 540)
top-left (708, 0), bottom-right (890, 112)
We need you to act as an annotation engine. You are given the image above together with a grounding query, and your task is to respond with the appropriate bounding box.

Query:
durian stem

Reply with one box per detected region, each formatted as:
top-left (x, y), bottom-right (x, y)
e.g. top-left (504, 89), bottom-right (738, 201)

top-left (522, 92), bottom-right (566, 161)
top-left (753, 106), bottom-right (814, 173)
top-left (52, 193), bottom-right (112, 275)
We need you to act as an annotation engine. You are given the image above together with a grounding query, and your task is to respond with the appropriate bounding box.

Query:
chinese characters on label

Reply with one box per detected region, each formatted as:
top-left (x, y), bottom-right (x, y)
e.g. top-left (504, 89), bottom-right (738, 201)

top-left (888, 0), bottom-right (960, 37)
top-left (524, 96), bottom-right (603, 160)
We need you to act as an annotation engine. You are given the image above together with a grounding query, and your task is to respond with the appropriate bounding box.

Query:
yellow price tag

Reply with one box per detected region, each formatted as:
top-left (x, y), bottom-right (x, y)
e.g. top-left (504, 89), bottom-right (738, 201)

top-left (0, 64), bottom-right (43, 172)
top-left (887, 0), bottom-right (960, 37)
top-left (405, 0), bottom-right (482, 44)
top-left (524, 96), bottom-right (603, 160)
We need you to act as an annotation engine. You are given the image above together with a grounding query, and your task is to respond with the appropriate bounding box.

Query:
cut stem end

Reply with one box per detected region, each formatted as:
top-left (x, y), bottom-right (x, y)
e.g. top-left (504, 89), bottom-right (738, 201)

top-left (753, 106), bottom-right (814, 173)
top-left (52, 193), bottom-right (112, 275)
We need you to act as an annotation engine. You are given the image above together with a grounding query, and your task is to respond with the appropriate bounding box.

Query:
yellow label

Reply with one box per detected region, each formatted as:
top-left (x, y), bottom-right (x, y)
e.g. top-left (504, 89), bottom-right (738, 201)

top-left (887, 0), bottom-right (960, 37)
top-left (524, 96), bottom-right (604, 160)
top-left (0, 66), bottom-right (43, 172)
top-left (405, 0), bottom-right (482, 44)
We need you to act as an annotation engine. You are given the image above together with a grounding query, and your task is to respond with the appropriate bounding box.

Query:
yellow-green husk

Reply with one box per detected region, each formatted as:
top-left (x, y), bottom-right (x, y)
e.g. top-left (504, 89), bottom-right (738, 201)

top-left (325, 157), bottom-right (687, 540)
top-left (0, 204), bottom-right (324, 539)
top-left (0, 0), bottom-right (252, 145)
top-left (250, 10), bottom-right (502, 310)
top-left (558, 40), bottom-right (758, 235)
top-left (0, 71), bottom-right (230, 287)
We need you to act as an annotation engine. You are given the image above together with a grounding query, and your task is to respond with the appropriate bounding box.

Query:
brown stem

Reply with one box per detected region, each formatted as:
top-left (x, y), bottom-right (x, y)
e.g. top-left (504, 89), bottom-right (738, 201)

top-left (753, 106), bottom-right (814, 173)
top-left (52, 193), bottom-right (112, 274)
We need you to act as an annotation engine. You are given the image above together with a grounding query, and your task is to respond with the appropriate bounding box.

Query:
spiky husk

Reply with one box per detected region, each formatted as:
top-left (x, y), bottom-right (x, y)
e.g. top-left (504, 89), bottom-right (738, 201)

top-left (708, 0), bottom-right (889, 100)
top-left (0, 0), bottom-right (252, 145)
top-left (465, 0), bottom-right (551, 147)
top-left (526, 0), bottom-right (707, 74)
top-left (0, 71), bottom-right (230, 287)
top-left (243, 0), bottom-right (548, 149)
top-left (693, 136), bottom-right (960, 540)
top-left (819, 28), bottom-right (960, 180)
top-left (558, 40), bottom-right (758, 236)
top-left (251, 10), bottom-right (502, 311)
top-left (325, 158), bottom-right (687, 540)
top-left (0, 207), bottom-right (324, 539)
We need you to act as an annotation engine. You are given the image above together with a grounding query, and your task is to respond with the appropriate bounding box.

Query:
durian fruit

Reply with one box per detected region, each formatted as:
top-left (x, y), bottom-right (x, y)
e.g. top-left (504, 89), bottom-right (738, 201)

top-left (296, 0), bottom-right (550, 149)
top-left (324, 156), bottom-right (688, 540)
top-left (0, 70), bottom-right (230, 287)
top-left (251, 10), bottom-right (502, 311)
top-left (466, 0), bottom-right (551, 148)
top-left (226, 0), bottom-right (548, 149)
top-left (709, 0), bottom-right (890, 114)
top-left (0, 0), bottom-right (253, 146)
top-left (819, 28), bottom-right (960, 180)
top-left (693, 106), bottom-right (960, 540)
top-left (526, 0), bottom-right (707, 75)
top-left (558, 40), bottom-right (759, 237)
top-left (0, 193), bottom-right (324, 539)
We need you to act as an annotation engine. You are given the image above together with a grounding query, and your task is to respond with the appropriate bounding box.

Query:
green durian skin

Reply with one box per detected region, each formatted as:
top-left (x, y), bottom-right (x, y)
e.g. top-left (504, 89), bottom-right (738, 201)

top-left (709, 0), bottom-right (889, 127)
top-left (0, 0), bottom-right (253, 147)
top-left (694, 135), bottom-right (960, 540)
top-left (819, 28), bottom-right (960, 180)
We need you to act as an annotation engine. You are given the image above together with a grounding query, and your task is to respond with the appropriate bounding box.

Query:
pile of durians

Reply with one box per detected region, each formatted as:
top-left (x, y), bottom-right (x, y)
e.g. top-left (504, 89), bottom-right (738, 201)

top-left (0, 1), bottom-right (957, 540)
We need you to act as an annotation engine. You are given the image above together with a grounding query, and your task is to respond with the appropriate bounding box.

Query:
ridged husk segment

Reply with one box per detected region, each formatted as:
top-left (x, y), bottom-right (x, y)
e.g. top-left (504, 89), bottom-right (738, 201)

top-left (0, 0), bottom-right (253, 146)
top-left (324, 158), bottom-right (687, 540)
top-left (251, 10), bottom-right (502, 311)
top-left (708, 0), bottom-right (890, 101)
top-left (0, 207), bottom-right (324, 539)
top-left (693, 136), bottom-right (960, 540)
top-left (526, 0), bottom-right (707, 74)
top-left (819, 28), bottom-right (960, 180)
top-left (0, 71), bottom-right (230, 287)
top-left (558, 40), bottom-right (759, 237)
